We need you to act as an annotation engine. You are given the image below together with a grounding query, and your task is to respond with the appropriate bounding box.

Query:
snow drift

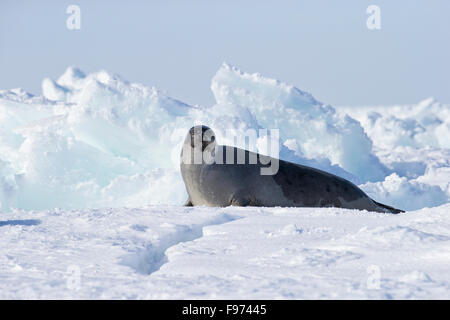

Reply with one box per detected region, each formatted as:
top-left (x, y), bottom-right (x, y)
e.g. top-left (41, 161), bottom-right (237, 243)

top-left (2, 204), bottom-right (450, 299)
top-left (0, 64), bottom-right (449, 212)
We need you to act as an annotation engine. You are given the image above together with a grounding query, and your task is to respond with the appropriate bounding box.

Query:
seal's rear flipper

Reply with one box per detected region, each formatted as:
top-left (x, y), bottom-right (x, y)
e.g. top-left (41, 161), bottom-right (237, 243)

top-left (373, 200), bottom-right (404, 214)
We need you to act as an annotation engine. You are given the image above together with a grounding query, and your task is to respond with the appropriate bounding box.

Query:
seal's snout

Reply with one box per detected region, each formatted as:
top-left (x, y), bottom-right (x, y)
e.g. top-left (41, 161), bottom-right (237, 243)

top-left (188, 125), bottom-right (216, 151)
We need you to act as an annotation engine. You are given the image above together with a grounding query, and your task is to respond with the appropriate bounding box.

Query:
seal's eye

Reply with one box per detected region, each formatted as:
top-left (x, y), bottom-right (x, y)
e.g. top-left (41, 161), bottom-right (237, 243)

top-left (210, 136), bottom-right (215, 142)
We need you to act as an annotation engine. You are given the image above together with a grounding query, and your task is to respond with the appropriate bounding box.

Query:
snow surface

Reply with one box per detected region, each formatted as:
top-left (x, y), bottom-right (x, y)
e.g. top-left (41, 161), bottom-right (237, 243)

top-left (1, 63), bottom-right (450, 299)
top-left (1, 205), bottom-right (449, 299)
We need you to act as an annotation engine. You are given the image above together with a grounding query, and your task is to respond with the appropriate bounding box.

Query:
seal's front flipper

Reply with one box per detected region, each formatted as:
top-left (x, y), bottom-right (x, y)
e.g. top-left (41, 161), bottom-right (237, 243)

top-left (229, 191), bottom-right (261, 207)
top-left (230, 196), bottom-right (250, 207)
top-left (184, 197), bottom-right (193, 206)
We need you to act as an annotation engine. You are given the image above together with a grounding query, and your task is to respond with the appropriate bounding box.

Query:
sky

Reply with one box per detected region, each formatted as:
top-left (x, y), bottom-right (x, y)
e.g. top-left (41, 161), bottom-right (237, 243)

top-left (0, 0), bottom-right (449, 107)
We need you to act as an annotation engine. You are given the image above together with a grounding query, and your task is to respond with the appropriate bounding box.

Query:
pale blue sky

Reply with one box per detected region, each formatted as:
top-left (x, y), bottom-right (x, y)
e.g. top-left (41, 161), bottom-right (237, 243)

top-left (1, 0), bottom-right (449, 107)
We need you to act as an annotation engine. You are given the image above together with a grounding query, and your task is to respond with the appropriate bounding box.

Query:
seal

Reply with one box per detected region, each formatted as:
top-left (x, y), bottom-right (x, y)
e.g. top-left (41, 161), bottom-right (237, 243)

top-left (180, 125), bottom-right (403, 213)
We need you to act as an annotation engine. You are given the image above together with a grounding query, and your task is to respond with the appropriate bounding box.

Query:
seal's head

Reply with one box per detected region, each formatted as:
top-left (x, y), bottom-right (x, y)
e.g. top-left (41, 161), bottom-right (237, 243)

top-left (181, 125), bottom-right (217, 164)
top-left (187, 125), bottom-right (216, 151)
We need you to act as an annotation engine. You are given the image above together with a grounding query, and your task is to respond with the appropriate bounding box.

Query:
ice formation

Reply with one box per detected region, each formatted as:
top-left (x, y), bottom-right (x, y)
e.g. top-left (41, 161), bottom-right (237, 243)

top-left (339, 98), bottom-right (450, 150)
top-left (0, 64), bottom-right (449, 212)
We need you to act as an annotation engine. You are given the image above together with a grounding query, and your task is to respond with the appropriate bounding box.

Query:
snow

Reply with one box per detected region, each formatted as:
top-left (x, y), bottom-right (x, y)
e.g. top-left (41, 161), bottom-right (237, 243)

top-left (1, 63), bottom-right (450, 299)
top-left (1, 204), bottom-right (449, 299)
